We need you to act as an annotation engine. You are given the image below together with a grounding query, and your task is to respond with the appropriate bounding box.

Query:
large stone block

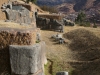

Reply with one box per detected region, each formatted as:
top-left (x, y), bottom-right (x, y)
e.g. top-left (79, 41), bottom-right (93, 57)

top-left (9, 42), bottom-right (46, 75)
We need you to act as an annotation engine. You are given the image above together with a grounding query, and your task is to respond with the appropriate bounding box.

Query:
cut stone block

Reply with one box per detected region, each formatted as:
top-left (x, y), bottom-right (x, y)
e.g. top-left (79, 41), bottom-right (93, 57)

top-left (9, 42), bottom-right (46, 75)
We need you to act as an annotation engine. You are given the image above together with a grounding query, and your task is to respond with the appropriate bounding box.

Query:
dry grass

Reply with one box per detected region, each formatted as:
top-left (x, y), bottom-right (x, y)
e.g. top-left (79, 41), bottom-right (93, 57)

top-left (0, 21), bottom-right (34, 29)
top-left (41, 26), bottom-right (100, 75)
top-left (63, 28), bottom-right (100, 62)
top-left (63, 28), bottom-right (100, 75)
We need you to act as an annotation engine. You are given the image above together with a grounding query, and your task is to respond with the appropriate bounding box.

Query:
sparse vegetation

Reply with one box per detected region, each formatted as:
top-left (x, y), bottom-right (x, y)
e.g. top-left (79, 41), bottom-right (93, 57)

top-left (44, 61), bottom-right (51, 75)
top-left (75, 11), bottom-right (90, 27)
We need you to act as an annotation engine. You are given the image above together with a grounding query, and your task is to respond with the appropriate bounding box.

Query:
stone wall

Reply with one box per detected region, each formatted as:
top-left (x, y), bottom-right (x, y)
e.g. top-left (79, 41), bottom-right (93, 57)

top-left (0, 0), bottom-right (8, 20)
top-left (0, 27), bottom-right (37, 75)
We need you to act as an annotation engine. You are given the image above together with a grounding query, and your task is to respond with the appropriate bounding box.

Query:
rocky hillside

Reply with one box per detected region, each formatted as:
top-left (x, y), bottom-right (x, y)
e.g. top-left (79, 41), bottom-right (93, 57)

top-left (37, 0), bottom-right (69, 6)
top-left (56, 3), bottom-right (75, 14)
top-left (73, 0), bottom-right (94, 11)
top-left (37, 0), bottom-right (100, 14)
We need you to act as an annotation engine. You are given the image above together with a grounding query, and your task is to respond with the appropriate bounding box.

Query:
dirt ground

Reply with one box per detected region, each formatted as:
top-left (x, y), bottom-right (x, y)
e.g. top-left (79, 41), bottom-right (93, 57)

top-left (41, 26), bottom-right (100, 75)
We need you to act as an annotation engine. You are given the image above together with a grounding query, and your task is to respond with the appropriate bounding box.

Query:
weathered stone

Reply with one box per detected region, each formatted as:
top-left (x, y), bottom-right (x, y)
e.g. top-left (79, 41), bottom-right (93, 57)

top-left (9, 42), bottom-right (46, 75)
top-left (2, 2), bottom-right (35, 25)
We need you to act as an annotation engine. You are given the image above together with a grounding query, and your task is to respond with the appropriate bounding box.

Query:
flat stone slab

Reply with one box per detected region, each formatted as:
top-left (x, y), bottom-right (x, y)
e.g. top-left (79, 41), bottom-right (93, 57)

top-left (9, 43), bottom-right (44, 75)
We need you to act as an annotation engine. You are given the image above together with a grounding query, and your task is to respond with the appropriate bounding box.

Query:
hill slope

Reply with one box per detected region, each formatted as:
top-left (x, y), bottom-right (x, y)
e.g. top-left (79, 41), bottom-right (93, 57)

top-left (37, 0), bottom-right (100, 13)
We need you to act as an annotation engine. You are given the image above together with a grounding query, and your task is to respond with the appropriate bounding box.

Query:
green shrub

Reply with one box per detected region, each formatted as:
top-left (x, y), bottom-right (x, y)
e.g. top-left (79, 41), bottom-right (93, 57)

top-left (75, 11), bottom-right (91, 27)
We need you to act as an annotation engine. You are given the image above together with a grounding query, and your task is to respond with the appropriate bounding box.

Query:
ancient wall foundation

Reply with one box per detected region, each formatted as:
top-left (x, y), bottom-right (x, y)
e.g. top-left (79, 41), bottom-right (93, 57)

top-left (0, 27), bottom-right (37, 75)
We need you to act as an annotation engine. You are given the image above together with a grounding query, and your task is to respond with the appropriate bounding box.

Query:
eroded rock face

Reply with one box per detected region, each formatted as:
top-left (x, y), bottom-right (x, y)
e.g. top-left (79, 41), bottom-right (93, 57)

top-left (9, 42), bottom-right (46, 75)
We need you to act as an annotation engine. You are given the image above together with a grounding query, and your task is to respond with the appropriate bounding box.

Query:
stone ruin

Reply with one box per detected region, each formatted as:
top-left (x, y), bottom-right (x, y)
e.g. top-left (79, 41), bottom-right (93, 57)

top-left (1, 1), bottom-right (36, 25)
top-left (37, 13), bottom-right (75, 31)
top-left (0, 1), bottom-right (47, 75)
top-left (0, 27), bottom-right (47, 75)
top-left (36, 17), bottom-right (64, 32)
